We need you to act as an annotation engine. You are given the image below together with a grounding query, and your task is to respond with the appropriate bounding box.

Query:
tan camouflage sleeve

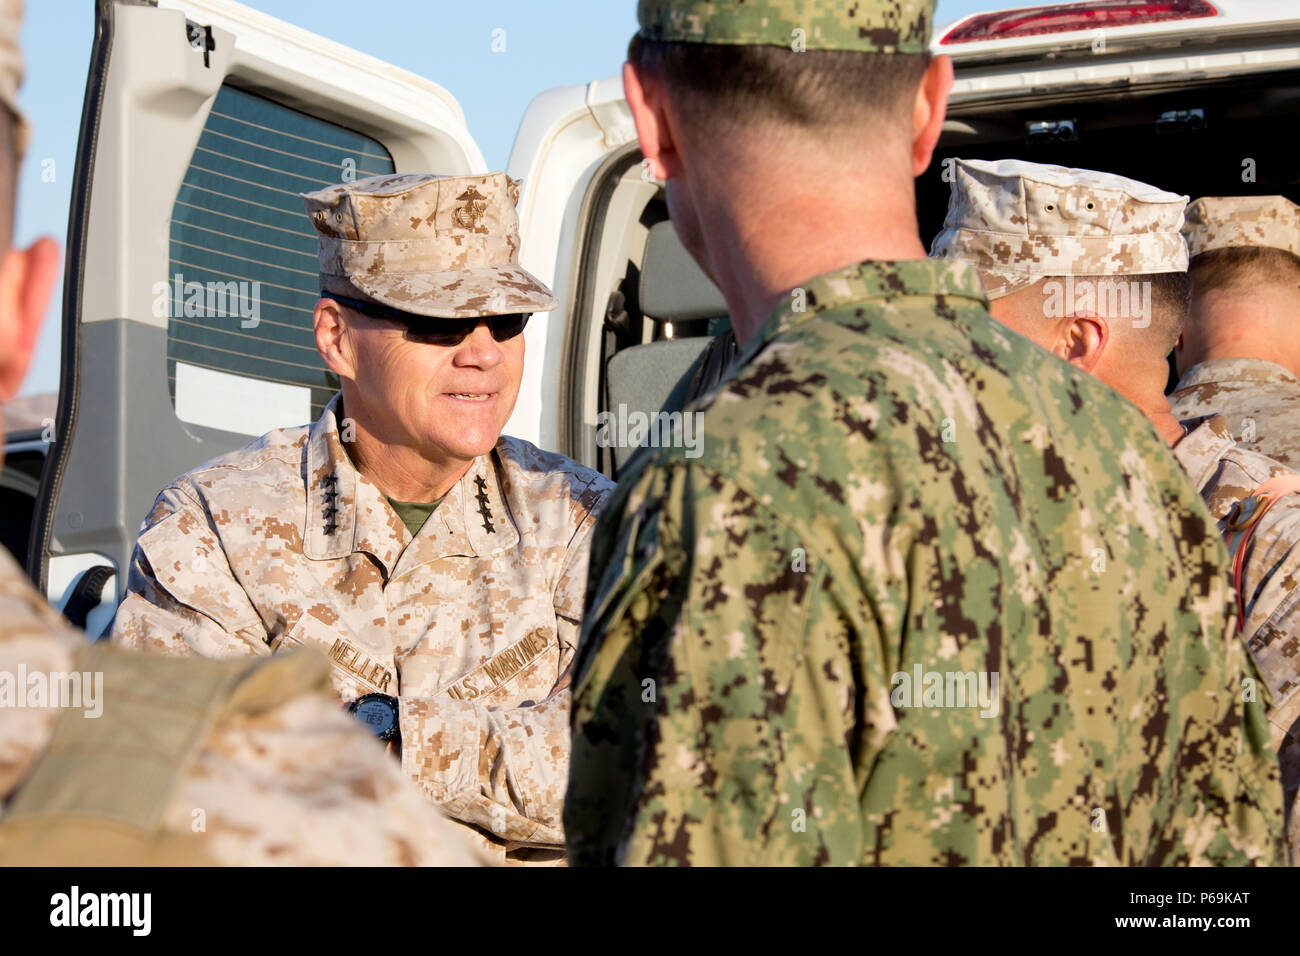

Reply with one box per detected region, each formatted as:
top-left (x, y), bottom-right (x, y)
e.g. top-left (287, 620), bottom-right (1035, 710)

top-left (399, 691), bottom-right (570, 846)
top-left (171, 672), bottom-right (490, 866)
top-left (396, 477), bottom-right (608, 848)
top-left (1239, 498), bottom-right (1300, 748)
top-left (112, 487), bottom-right (270, 658)
top-left (567, 464), bottom-right (870, 866)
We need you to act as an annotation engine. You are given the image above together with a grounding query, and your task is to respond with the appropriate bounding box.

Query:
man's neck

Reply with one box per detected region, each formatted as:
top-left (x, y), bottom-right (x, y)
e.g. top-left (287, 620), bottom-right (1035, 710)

top-left (1149, 408), bottom-right (1188, 447)
top-left (1096, 361), bottom-right (1186, 446)
top-left (1186, 293), bottom-right (1300, 377)
top-left (691, 152), bottom-right (927, 344)
top-left (338, 404), bottom-right (473, 502)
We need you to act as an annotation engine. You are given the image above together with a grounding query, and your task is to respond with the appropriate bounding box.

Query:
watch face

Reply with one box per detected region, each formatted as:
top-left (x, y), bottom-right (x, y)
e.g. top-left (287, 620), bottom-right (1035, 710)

top-left (351, 695), bottom-right (398, 741)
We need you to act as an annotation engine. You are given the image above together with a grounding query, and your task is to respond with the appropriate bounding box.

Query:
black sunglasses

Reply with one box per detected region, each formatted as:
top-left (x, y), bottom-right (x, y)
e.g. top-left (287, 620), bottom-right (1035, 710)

top-left (323, 293), bottom-right (530, 346)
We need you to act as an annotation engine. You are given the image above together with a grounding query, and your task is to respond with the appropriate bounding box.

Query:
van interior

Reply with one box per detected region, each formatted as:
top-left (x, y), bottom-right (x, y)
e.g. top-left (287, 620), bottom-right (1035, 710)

top-left (567, 65), bottom-right (1300, 477)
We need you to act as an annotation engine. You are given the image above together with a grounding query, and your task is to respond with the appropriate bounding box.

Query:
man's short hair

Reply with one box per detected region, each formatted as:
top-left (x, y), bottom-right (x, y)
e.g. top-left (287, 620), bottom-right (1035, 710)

top-left (628, 36), bottom-right (930, 142)
top-left (1030, 271), bottom-right (1190, 356)
top-left (1137, 271), bottom-right (1192, 354)
top-left (1189, 246), bottom-right (1300, 298)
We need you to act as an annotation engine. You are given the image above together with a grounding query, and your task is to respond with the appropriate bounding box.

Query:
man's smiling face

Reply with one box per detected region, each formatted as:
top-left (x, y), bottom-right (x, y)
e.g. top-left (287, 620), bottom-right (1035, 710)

top-left (341, 307), bottom-right (525, 467)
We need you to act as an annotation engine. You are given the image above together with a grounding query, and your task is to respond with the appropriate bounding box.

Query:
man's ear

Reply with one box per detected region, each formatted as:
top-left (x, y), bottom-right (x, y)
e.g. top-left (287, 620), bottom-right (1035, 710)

top-left (623, 60), bottom-right (683, 182)
top-left (0, 237), bottom-right (61, 401)
top-left (1171, 328), bottom-right (1188, 377)
top-left (911, 55), bottom-right (954, 177)
top-left (314, 298), bottom-right (356, 380)
top-left (1059, 312), bottom-right (1109, 373)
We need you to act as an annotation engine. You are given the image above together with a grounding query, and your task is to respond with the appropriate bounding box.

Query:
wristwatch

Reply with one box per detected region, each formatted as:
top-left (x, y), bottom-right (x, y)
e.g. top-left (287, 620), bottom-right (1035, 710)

top-left (346, 693), bottom-right (401, 744)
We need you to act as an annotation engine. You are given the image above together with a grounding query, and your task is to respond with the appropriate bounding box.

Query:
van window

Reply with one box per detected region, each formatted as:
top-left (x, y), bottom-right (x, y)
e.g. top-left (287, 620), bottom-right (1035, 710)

top-left (166, 85), bottom-right (394, 434)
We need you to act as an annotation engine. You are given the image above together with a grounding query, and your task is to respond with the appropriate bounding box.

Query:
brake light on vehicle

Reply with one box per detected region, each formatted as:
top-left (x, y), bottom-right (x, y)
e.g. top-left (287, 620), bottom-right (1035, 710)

top-left (939, 0), bottom-right (1218, 44)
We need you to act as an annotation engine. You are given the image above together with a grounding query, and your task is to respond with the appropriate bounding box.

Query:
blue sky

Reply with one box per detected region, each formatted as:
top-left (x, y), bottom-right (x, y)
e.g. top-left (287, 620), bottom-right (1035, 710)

top-left (12, 0), bottom-right (1036, 397)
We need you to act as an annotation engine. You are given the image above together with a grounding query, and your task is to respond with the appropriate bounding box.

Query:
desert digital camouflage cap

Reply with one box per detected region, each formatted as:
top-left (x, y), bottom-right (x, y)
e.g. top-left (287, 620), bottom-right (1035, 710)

top-left (930, 158), bottom-right (1189, 299)
top-left (301, 172), bottom-right (558, 320)
top-left (636, 0), bottom-right (934, 53)
top-left (1184, 195), bottom-right (1300, 259)
top-left (0, 0), bottom-right (28, 155)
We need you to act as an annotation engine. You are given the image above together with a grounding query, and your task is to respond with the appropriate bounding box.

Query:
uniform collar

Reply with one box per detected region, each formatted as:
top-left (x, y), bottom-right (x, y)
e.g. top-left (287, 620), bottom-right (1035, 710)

top-left (734, 259), bottom-right (988, 371)
top-left (1172, 414), bottom-right (1237, 492)
top-left (303, 395), bottom-right (518, 576)
top-left (394, 451), bottom-right (519, 579)
top-left (1175, 357), bottom-right (1300, 392)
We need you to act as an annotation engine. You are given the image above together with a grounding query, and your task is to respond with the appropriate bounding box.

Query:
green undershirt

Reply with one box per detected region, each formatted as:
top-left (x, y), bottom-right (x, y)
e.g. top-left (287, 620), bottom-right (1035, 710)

top-left (386, 495), bottom-right (445, 537)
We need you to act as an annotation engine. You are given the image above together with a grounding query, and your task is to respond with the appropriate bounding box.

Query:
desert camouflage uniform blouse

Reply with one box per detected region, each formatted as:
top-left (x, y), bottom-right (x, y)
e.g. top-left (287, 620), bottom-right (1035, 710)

top-left (113, 396), bottom-right (611, 864)
top-left (1174, 414), bottom-right (1300, 862)
top-left (1172, 358), bottom-right (1300, 470)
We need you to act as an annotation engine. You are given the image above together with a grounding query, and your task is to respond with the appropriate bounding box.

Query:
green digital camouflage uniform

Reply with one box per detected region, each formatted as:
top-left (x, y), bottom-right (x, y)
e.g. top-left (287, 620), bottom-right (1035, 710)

top-left (567, 258), bottom-right (1283, 866)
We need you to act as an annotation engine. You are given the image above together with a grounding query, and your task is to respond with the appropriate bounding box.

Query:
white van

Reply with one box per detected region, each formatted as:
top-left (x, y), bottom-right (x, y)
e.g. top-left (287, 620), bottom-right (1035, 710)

top-left (6, 0), bottom-right (1299, 635)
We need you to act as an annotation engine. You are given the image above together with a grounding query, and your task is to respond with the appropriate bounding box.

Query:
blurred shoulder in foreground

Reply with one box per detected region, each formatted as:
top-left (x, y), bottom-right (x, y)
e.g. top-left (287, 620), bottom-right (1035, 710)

top-left (0, 546), bottom-right (486, 865)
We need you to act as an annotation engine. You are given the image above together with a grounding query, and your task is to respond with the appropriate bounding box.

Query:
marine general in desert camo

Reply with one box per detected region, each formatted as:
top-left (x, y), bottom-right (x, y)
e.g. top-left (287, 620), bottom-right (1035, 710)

top-left (113, 171), bottom-right (612, 865)
top-left (0, 0), bottom-right (483, 867)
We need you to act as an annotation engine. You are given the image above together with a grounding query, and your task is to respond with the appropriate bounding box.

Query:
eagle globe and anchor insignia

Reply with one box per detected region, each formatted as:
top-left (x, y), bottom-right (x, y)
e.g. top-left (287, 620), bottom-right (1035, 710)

top-left (454, 186), bottom-right (490, 231)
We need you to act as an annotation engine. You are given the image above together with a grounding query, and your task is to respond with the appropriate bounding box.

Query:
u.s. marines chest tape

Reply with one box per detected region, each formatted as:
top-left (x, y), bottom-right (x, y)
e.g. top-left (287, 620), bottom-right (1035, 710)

top-left (441, 627), bottom-right (556, 703)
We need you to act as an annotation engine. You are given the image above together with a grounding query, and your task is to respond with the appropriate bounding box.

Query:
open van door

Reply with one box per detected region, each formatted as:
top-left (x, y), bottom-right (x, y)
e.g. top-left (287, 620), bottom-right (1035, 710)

top-left (506, 76), bottom-right (731, 476)
top-left (31, 0), bottom-right (488, 635)
top-left (504, 75), bottom-right (641, 462)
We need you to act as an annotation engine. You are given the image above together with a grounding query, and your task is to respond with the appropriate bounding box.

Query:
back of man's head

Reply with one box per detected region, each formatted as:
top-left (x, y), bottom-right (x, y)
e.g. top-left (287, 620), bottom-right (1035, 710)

top-left (990, 272), bottom-right (1190, 363)
top-left (931, 158), bottom-right (1191, 403)
top-left (1179, 196), bottom-right (1300, 374)
top-left (630, 1), bottom-right (938, 159)
top-left (1190, 245), bottom-right (1300, 299)
top-left (624, 1), bottom-right (949, 339)
top-left (629, 34), bottom-right (931, 160)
